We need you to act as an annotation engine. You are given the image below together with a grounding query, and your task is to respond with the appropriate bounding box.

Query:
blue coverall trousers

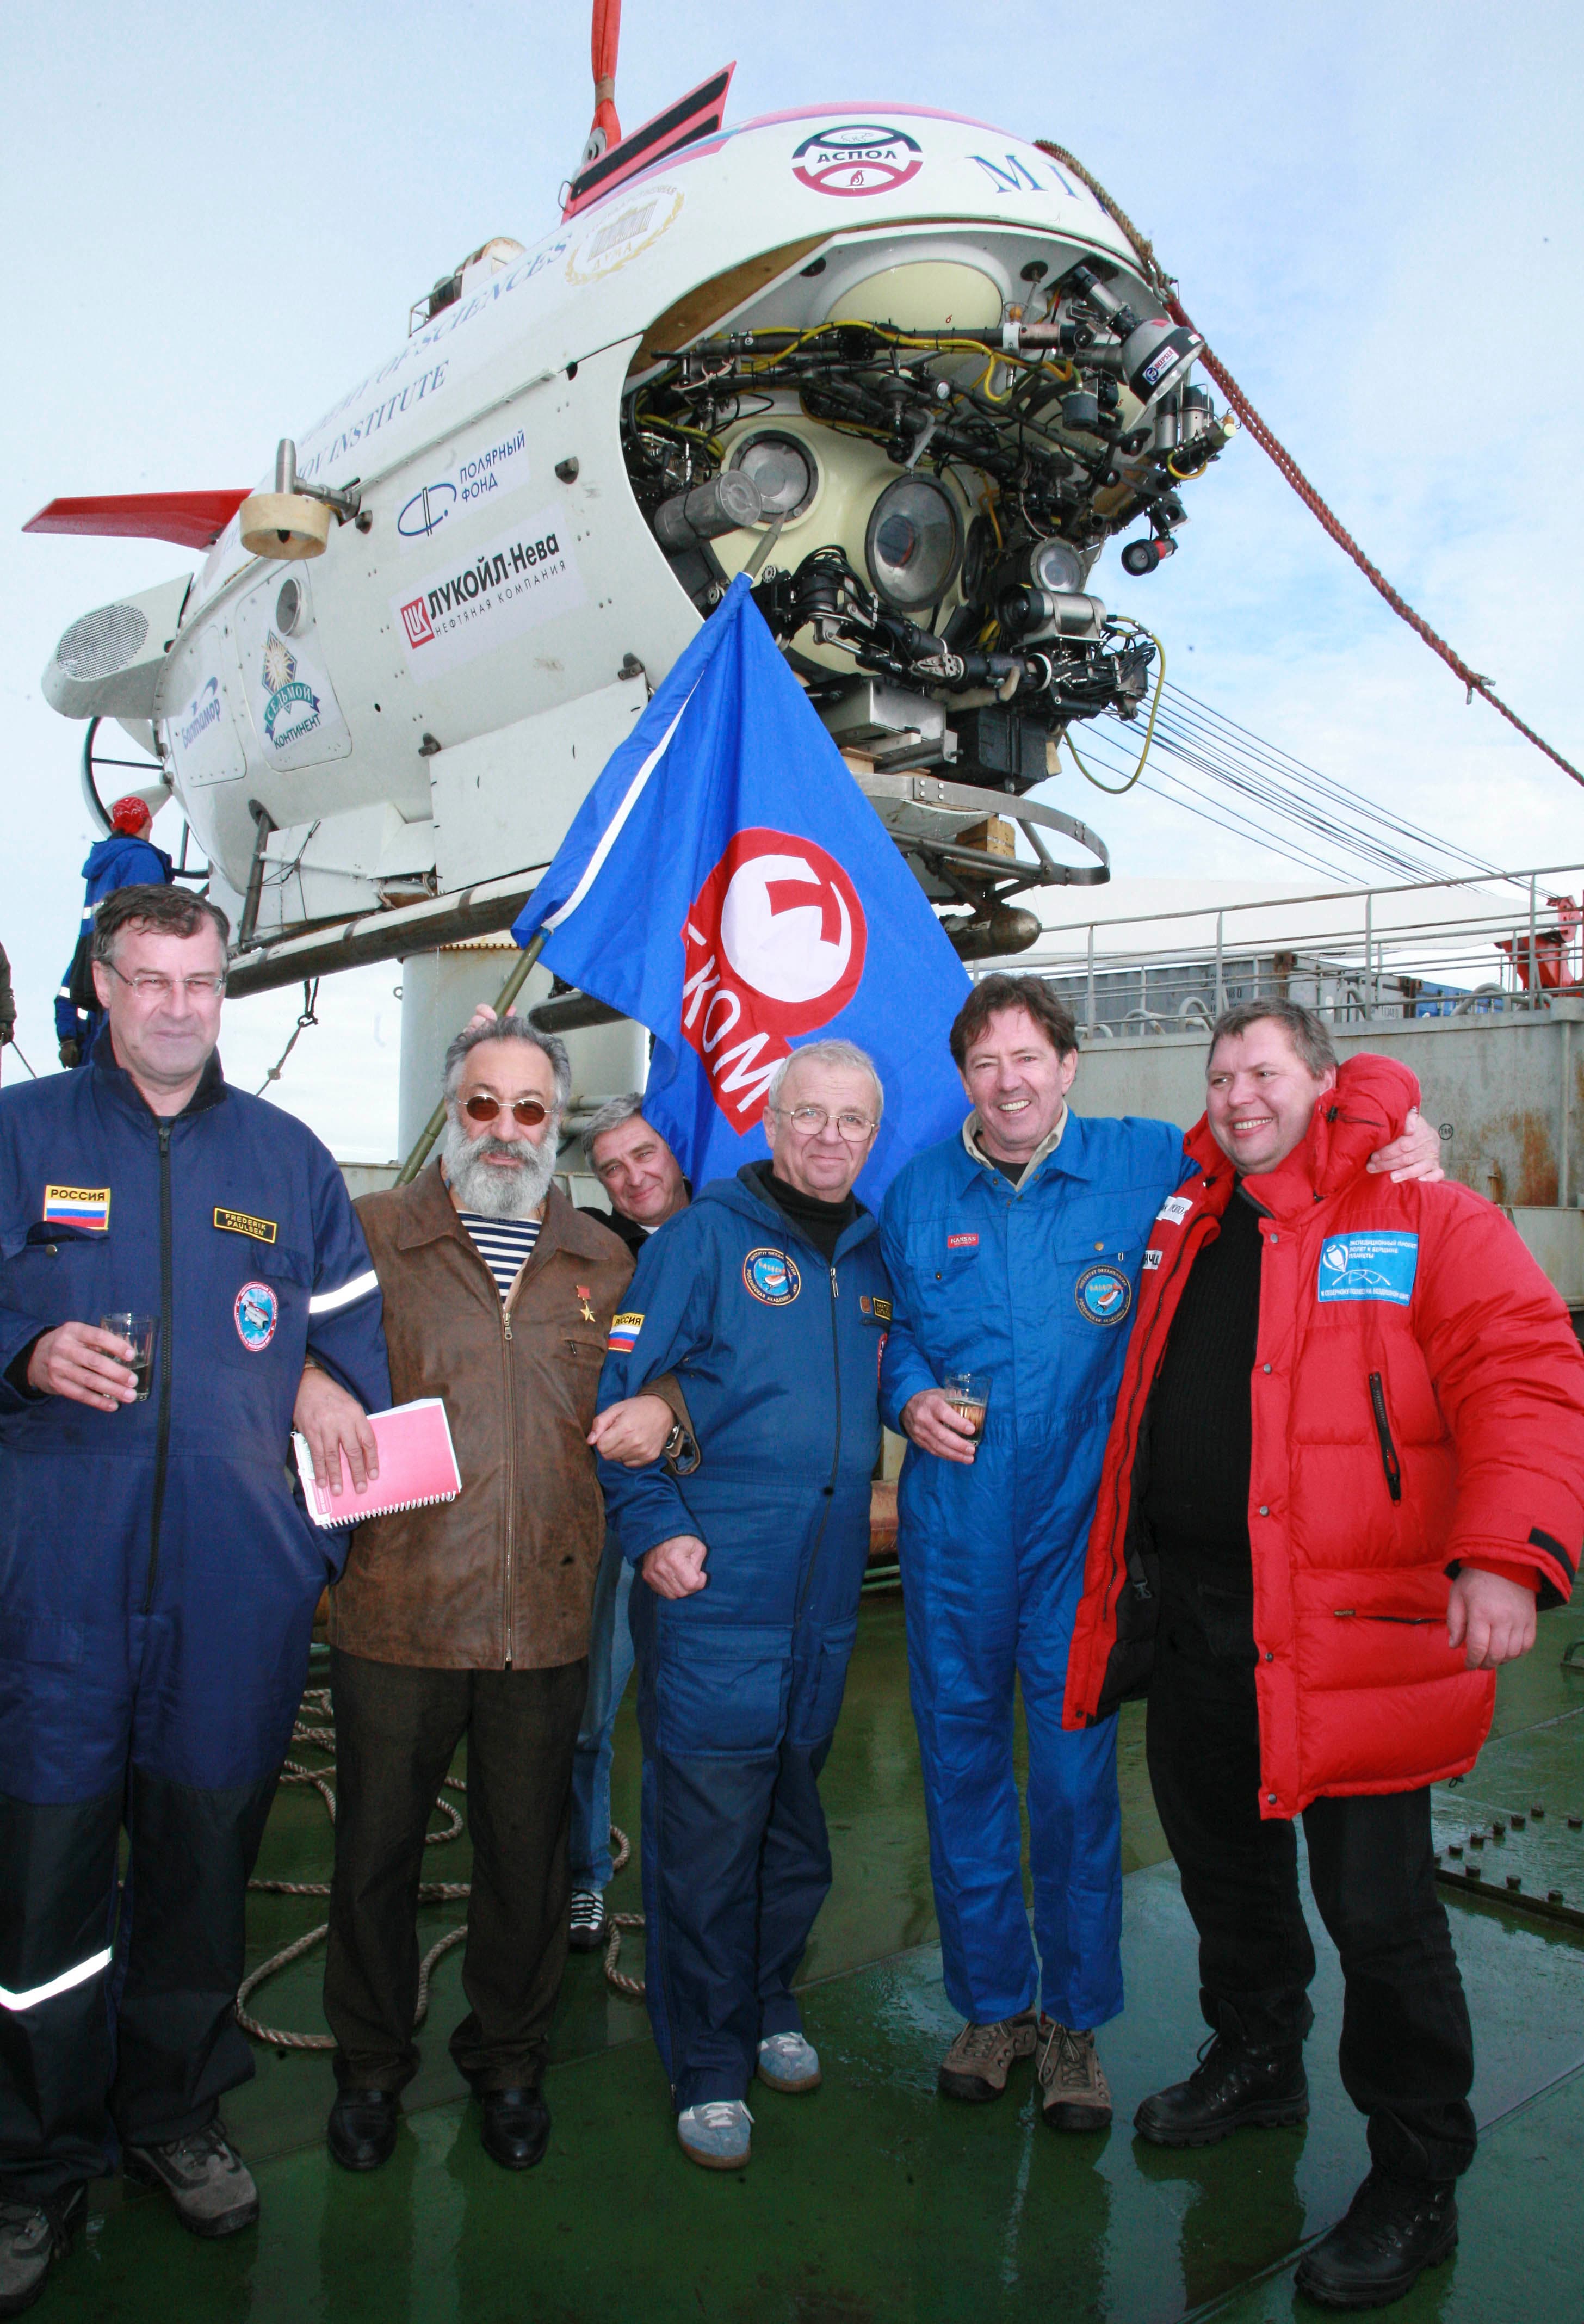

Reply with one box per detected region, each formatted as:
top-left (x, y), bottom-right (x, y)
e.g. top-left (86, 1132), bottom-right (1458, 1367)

top-left (628, 1494), bottom-right (862, 2113)
top-left (901, 1420), bottom-right (1122, 2032)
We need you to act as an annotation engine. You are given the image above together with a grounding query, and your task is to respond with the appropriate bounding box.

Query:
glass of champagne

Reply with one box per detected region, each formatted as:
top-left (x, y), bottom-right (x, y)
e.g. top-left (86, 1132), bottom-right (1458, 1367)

top-left (943, 1370), bottom-right (989, 1446)
top-left (101, 1313), bottom-right (158, 1402)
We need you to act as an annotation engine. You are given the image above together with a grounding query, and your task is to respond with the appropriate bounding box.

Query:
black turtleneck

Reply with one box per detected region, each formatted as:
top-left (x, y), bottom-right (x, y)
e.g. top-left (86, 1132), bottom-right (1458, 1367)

top-left (1141, 1179), bottom-right (1264, 1568)
top-left (750, 1160), bottom-right (859, 1262)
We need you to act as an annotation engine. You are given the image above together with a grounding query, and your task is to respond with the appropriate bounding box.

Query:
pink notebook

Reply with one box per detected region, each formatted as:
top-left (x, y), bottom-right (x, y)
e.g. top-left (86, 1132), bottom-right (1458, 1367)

top-left (293, 1398), bottom-right (461, 1529)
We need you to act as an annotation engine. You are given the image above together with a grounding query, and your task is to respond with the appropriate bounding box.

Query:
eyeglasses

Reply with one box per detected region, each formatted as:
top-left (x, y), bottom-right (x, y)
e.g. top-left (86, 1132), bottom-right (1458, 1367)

top-left (102, 962), bottom-right (226, 1003)
top-left (775, 1104), bottom-right (877, 1143)
top-left (461, 1093), bottom-right (551, 1128)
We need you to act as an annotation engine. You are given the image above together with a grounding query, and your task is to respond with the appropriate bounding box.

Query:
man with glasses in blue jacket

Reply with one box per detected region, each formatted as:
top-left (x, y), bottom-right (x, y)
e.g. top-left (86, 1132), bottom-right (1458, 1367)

top-left (596, 1040), bottom-right (889, 2174)
top-left (0, 884), bottom-right (387, 2311)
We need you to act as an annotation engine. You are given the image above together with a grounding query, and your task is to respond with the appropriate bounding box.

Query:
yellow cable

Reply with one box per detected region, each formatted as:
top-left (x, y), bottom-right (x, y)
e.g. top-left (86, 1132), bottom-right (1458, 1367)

top-left (634, 407), bottom-right (724, 460)
top-left (1063, 622), bottom-right (1166, 795)
top-left (973, 355), bottom-right (1017, 403)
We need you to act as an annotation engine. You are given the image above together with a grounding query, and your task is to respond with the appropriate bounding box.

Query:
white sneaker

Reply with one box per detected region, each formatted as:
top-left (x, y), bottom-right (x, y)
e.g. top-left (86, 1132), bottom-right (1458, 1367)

top-left (676, 2100), bottom-right (753, 2169)
top-left (757, 2031), bottom-right (822, 2092)
top-left (567, 1888), bottom-right (607, 1952)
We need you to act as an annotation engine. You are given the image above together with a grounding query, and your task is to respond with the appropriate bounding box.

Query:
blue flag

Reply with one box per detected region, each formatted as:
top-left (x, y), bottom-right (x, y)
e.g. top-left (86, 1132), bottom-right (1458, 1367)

top-left (512, 574), bottom-right (972, 1199)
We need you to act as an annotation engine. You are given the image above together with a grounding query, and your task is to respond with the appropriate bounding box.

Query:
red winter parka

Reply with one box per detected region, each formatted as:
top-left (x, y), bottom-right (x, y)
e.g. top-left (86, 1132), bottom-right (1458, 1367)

top-left (1063, 1054), bottom-right (1584, 1815)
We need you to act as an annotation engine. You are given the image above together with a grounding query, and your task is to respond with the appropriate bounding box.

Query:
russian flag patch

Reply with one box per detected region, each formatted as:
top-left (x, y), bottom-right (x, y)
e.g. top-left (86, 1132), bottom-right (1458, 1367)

top-left (607, 1311), bottom-right (643, 1353)
top-left (42, 1184), bottom-right (111, 1233)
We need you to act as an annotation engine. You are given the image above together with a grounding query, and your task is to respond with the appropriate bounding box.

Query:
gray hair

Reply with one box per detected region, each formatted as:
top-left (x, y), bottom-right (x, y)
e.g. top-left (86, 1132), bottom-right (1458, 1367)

top-left (443, 1013), bottom-right (572, 1111)
top-left (767, 1039), bottom-right (884, 1122)
top-left (1208, 998), bottom-right (1338, 1079)
top-left (583, 1092), bottom-right (646, 1157)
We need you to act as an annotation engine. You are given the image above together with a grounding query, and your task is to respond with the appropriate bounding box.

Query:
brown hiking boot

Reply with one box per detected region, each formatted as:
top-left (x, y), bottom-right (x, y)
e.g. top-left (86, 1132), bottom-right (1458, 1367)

top-left (1037, 2019), bottom-right (1112, 2131)
top-left (937, 2010), bottom-right (1040, 2102)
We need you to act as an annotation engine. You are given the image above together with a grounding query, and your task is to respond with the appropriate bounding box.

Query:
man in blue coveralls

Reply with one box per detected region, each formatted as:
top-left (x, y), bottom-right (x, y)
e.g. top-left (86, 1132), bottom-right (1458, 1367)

top-left (879, 975), bottom-right (1438, 2134)
top-left (596, 1041), bottom-right (890, 2173)
top-left (0, 885), bottom-right (388, 2311)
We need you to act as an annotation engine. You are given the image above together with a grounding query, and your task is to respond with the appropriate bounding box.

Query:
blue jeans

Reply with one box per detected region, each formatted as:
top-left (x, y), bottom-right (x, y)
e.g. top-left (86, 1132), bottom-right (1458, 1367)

top-left (568, 1528), bottom-right (635, 1893)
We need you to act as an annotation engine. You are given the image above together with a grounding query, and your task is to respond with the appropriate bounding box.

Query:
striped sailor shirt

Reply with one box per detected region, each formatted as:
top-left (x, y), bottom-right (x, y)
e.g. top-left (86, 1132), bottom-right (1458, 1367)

top-left (457, 1210), bottom-right (542, 1302)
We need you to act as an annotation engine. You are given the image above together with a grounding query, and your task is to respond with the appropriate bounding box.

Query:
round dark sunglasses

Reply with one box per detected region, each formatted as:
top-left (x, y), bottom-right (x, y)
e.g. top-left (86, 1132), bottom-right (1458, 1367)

top-left (461, 1094), bottom-right (550, 1128)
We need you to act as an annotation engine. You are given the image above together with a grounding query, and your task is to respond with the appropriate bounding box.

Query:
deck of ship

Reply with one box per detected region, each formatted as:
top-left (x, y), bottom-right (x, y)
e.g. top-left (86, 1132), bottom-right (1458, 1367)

top-left (45, 1598), bottom-right (1584, 2322)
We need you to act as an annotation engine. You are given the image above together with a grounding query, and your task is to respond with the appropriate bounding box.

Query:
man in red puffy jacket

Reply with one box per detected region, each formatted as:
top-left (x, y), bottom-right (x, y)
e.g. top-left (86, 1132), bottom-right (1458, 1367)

top-left (1064, 999), bottom-right (1584, 2311)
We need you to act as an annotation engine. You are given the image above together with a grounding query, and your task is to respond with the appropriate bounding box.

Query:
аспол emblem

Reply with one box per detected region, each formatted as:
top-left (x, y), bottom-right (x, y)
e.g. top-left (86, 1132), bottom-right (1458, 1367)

top-left (1074, 1263), bottom-right (1132, 1326)
top-left (234, 1280), bottom-right (279, 1351)
top-left (791, 122), bottom-right (924, 199)
top-left (743, 1247), bottom-right (802, 1306)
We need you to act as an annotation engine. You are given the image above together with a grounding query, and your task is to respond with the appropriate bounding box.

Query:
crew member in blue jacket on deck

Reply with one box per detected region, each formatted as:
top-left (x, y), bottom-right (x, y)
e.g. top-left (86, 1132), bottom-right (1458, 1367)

top-left (596, 1040), bottom-right (890, 2174)
top-left (55, 796), bottom-right (174, 1067)
top-left (0, 885), bottom-right (389, 2309)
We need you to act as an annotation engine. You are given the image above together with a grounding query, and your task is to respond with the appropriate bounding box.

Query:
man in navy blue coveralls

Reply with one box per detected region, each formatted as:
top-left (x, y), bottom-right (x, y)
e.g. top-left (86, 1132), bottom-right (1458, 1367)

top-left (0, 886), bottom-right (388, 2299)
top-left (597, 1041), bottom-right (890, 2173)
top-left (879, 975), bottom-right (1436, 2132)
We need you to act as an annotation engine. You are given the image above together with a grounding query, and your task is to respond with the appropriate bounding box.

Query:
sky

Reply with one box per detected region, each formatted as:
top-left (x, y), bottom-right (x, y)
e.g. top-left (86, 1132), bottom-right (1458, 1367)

top-left (3, 0), bottom-right (1581, 1158)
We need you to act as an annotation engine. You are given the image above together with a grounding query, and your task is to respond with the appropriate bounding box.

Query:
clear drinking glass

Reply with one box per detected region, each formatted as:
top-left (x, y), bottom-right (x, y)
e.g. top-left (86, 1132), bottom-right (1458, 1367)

top-left (942, 1370), bottom-right (989, 1445)
top-left (101, 1313), bottom-right (158, 1401)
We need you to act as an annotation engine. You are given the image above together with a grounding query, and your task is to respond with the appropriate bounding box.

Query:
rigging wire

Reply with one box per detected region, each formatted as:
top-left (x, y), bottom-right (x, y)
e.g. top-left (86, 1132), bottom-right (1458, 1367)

top-left (1150, 689), bottom-right (1509, 883)
top-left (1060, 683), bottom-right (1512, 890)
top-left (1070, 727), bottom-right (1378, 884)
top-left (1146, 712), bottom-right (1461, 882)
top-left (1035, 139), bottom-right (1584, 790)
top-left (1104, 743), bottom-right (1461, 886)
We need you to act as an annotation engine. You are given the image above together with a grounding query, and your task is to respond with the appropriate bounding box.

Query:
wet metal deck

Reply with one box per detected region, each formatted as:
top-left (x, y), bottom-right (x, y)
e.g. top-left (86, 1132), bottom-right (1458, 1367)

top-left (47, 1602), bottom-right (1584, 2321)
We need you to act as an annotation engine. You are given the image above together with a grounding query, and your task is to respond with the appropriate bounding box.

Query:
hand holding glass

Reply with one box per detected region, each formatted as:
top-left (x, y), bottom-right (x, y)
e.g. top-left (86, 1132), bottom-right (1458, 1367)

top-left (100, 1314), bottom-right (158, 1401)
top-left (943, 1371), bottom-right (989, 1445)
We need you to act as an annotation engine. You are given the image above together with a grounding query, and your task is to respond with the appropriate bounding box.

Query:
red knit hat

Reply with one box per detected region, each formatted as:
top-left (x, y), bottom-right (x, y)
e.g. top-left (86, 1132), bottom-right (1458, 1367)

top-left (110, 795), bottom-right (153, 835)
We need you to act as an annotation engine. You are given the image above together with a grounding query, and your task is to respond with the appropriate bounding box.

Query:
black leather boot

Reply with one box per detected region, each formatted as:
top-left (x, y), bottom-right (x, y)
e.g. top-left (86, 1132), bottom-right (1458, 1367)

top-left (1296, 2165), bottom-right (1457, 2308)
top-left (326, 2088), bottom-right (400, 2172)
top-left (1134, 2030), bottom-right (1308, 2147)
top-left (480, 2087), bottom-right (550, 2171)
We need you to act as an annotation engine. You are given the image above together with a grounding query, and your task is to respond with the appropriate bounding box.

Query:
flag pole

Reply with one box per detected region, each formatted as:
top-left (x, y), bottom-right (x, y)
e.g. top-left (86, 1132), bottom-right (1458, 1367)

top-left (393, 930), bottom-right (548, 1186)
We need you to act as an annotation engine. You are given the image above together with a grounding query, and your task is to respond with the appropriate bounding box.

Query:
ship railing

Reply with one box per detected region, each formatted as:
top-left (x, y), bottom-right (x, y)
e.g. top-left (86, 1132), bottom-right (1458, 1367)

top-left (974, 862), bottom-right (1584, 1038)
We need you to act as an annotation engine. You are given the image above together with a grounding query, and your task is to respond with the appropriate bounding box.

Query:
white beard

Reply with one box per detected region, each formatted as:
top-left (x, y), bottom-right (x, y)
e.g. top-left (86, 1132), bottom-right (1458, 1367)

top-left (441, 1112), bottom-right (558, 1218)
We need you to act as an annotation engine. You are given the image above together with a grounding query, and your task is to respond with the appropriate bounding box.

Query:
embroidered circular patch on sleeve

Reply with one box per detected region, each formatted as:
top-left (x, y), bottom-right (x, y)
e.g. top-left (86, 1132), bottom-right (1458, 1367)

top-left (743, 1247), bottom-right (802, 1305)
top-left (234, 1280), bottom-right (279, 1350)
top-left (1074, 1263), bottom-right (1132, 1326)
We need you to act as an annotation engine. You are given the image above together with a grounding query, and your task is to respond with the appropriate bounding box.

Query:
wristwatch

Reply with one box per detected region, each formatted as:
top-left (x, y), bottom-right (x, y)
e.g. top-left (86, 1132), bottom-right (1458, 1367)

top-left (663, 1419), bottom-right (701, 1476)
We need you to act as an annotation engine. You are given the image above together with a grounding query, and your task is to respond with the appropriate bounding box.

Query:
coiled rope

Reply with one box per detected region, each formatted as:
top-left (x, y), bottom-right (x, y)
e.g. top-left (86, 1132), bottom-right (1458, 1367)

top-left (236, 1688), bottom-right (644, 2049)
top-left (602, 1895), bottom-right (647, 2000)
top-left (1036, 140), bottom-right (1584, 789)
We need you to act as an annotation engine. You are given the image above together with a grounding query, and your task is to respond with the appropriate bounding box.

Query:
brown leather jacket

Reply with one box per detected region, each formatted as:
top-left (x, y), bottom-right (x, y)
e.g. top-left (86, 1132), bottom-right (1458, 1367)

top-left (329, 1165), bottom-right (634, 1670)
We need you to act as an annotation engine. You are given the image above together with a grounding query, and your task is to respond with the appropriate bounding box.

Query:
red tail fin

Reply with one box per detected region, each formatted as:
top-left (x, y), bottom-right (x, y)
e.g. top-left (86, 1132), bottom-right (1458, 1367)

top-left (23, 491), bottom-right (250, 552)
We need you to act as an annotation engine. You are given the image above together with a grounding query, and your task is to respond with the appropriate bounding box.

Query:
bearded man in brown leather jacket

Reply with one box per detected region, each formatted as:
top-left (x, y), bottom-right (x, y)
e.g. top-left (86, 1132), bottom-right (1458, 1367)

top-left (320, 1016), bottom-right (680, 2177)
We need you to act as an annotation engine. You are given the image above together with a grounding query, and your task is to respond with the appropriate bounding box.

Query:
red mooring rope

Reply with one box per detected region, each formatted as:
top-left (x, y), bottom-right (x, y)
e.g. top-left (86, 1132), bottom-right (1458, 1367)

top-left (1036, 141), bottom-right (1584, 790)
